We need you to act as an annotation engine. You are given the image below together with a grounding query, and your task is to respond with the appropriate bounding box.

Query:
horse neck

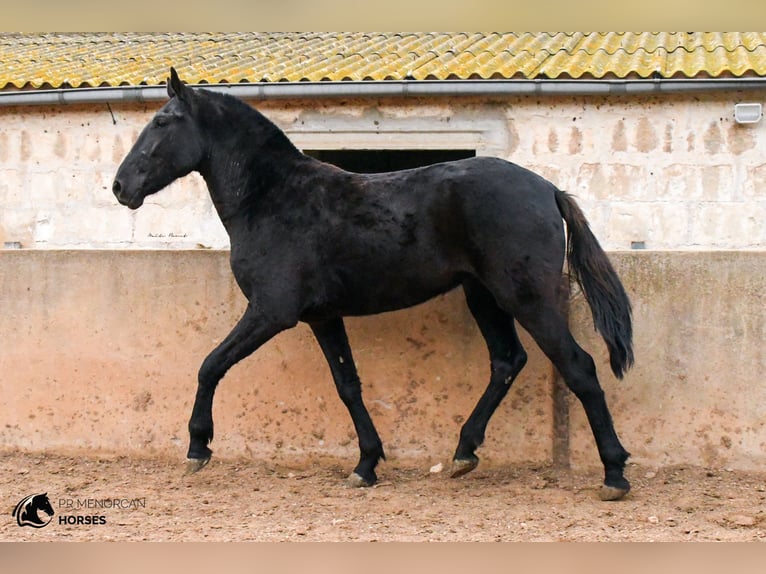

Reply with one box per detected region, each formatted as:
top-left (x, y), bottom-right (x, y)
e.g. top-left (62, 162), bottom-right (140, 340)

top-left (197, 100), bottom-right (302, 230)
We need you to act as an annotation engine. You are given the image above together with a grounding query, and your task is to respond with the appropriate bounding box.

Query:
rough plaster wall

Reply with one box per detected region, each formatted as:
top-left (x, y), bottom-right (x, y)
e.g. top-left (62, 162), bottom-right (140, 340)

top-left (505, 95), bottom-right (766, 251)
top-left (1, 93), bottom-right (764, 250)
top-left (568, 251), bottom-right (766, 471)
top-left (2, 250), bottom-right (764, 471)
top-left (0, 250), bottom-right (554, 466)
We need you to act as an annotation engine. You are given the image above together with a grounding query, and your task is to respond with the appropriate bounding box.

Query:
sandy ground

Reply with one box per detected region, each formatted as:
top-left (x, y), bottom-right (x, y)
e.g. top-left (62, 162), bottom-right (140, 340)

top-left (3, 448), bottom-right (766, 542)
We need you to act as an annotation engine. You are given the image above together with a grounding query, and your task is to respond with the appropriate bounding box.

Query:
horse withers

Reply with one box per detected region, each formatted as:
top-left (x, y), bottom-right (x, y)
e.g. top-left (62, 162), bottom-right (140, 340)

top-left (113, 68), bottom-right (634, 500)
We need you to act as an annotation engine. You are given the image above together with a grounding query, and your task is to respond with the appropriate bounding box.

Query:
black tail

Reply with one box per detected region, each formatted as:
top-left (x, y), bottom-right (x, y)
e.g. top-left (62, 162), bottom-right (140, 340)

top-left (554, 189), bottom-right (634, 379)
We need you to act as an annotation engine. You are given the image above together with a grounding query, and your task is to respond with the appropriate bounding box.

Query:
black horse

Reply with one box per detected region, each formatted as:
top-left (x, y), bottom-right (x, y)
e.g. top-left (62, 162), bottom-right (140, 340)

top-left (113, 68), bottom-right (634, 500)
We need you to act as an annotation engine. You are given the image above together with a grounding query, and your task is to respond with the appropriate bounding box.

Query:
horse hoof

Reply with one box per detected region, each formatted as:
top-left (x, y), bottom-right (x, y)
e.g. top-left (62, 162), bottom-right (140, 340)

top-left (450, 458), bottom-right (478, 478)
top-left (346, 472), bottom-right (373, 488)
top-left (185, 457), bottom-right (211, 474)
top-left (598, 484), bottom-right (630, 501)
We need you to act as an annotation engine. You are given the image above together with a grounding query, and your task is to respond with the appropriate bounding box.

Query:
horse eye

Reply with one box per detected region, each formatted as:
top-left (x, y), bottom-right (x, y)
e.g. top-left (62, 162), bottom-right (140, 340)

top-left (154, 116), bottom-right (169, 127)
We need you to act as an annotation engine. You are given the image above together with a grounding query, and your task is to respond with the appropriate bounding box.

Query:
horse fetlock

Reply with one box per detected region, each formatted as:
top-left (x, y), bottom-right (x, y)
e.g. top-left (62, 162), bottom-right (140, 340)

top-left (187, 439), bottom-right (213, 463)
top-left (599, 467), bottom-right (631, 501)
top-left (185, 421), bottom-right (213, 473)
top-left (188, 420), bottom-right (214, 443)
top-left (601, 448), bottom-right (630, 475)
top-left (456, 428), bottom-right (484, 456)
top-left (360, 440), bottom-right (385, 462)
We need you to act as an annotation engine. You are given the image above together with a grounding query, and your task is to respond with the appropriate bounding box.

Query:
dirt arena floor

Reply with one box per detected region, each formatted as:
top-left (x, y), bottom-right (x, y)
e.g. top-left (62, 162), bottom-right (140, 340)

top-left (3, 448), bottom-right (765, 542)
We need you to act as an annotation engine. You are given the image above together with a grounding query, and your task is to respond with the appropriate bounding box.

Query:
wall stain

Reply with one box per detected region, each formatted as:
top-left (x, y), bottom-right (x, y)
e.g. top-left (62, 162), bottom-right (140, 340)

top-left (612, 120), bottom-right (627, 152)
top-left (635, 117), bottom-right (658, 153)
top-left (20, 131), bottom-right (31, 161)
top-left (112, 134), bottom-right (125, 164)
top-left (663, 124), bottom-right (673, 153)
top-left (727, 124), bottom-right (755, 155)
top-left (54, 132), bottom-right (67, 158)
top-left (704, 121), bottom-right (723, 154)
top-left (568, 126), bottom-right (582, 154)
top-left (548, 128), bottom-right (559, 153)
top-left (507, 119), bottom-right (520, 154)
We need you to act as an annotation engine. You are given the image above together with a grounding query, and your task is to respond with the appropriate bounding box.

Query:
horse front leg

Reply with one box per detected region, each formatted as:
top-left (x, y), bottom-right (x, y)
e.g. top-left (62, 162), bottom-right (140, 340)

top-left (310, 318), bottom-right (385, 487)
top-left (186, 303), bottom-right (291, 473)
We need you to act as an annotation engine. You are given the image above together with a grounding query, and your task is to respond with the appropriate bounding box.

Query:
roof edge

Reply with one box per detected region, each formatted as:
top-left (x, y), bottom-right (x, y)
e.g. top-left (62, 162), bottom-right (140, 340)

top-left (2, 78), bottom-right (766, 107)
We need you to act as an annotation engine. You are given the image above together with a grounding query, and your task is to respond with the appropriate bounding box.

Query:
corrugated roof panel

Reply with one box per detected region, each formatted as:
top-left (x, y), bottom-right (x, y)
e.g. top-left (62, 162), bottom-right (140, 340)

top-left (1, 32), bottom-right (766, 89)
top-left (474, 51), bottom-right (535, 80)
top-left (542, 45), bottom-right (670, 78)
top-left (663, 43), bottom-right (766, 77)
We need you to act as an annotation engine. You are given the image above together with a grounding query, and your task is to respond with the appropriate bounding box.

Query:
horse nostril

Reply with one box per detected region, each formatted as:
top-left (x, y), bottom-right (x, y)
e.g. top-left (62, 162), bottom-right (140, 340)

top-left (112, 180), bottom-right (122, 195)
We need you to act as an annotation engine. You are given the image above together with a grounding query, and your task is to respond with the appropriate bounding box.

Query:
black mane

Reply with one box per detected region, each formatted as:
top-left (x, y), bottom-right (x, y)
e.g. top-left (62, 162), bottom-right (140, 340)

top-left (196, 89), bottom-right (300, 157)
top-left (192, 88), bottom-right (305, 219)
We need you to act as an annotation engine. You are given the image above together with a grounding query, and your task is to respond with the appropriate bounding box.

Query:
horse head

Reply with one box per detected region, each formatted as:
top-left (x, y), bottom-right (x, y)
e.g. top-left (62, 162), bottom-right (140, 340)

top-left (33, 493), bottom-right (55, 518)
top-left (13, 493), bottom-right (54, 527)
top-left (112, 67), bottom-right (206, 209)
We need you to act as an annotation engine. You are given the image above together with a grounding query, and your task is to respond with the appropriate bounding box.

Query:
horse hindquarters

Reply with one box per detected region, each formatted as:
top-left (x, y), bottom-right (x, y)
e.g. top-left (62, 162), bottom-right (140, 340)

top-left (460, 183), bottom-right (630, 500)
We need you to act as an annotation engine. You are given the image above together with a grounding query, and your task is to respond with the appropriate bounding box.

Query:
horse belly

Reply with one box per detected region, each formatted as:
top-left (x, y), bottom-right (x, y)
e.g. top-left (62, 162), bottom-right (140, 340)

top-left (329, 255), bottom-right (464, 317)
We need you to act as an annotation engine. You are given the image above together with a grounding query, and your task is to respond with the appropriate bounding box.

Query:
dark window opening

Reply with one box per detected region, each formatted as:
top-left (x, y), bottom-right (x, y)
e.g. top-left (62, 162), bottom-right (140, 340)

top-left (304, 149), bottom-right (476, 173)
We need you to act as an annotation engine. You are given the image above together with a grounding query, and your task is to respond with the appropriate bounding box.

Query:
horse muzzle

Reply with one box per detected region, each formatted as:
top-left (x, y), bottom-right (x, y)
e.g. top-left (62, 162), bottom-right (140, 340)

top-left (112, 179), bottom-right (144, 209)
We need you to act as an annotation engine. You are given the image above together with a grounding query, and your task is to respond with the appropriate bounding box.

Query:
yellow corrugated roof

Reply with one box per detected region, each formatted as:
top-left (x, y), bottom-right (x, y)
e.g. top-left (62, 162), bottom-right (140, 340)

top-left (2, 32), bottom-right (765, 89)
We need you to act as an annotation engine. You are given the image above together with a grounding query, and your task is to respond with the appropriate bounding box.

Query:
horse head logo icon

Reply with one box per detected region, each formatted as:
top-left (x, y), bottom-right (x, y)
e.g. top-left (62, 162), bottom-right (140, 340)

top-left (12, 493), bottom-right (55, 528)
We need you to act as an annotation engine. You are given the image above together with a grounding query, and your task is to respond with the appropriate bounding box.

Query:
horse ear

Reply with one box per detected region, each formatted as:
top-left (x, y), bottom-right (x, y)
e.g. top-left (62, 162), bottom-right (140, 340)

top-left (167, 67), bottom-right (189, 102)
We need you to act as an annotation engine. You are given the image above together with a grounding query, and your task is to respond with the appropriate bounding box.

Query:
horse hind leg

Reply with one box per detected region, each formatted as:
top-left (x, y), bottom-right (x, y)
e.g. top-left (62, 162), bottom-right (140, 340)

top-left (509, 292), bottom-right (631, 501)
top-left (451, 278), bottom-right (528, 478)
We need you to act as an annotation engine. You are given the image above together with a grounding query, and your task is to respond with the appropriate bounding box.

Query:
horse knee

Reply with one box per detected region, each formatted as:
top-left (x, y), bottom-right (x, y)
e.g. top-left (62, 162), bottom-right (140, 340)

top-left (565, 376), bottom-right (603, 400)
top-left (335, 376), bottom-right (362, 405)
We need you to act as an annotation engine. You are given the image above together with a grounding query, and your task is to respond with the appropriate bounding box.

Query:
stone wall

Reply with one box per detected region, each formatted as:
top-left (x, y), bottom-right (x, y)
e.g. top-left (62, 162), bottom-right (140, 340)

top-left (1, 92), bottom-right (765, 250)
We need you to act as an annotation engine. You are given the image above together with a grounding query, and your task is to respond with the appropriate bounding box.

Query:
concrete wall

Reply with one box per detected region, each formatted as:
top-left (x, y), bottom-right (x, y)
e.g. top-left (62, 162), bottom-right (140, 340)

top-left (0, 250), bottom-right (554, 466)
top-left (569, 251), bottom-right (766, 471)
top-left (2, 250), bottom-right (764, 471)
top-left (2, 92), bottom-right (765, 250)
